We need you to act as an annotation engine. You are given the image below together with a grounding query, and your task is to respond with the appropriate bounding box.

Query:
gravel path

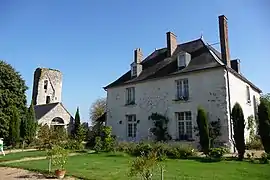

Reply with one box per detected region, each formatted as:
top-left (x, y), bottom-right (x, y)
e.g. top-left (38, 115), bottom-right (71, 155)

top-left (0, 167), bottom-right (75, 180)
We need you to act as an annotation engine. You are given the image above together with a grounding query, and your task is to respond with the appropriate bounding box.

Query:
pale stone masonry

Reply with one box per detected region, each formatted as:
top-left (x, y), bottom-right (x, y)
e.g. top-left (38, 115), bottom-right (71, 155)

top-left (104, 15), bottom-right (261, 152)
top-left (32, 68), bottom-right (74, 131)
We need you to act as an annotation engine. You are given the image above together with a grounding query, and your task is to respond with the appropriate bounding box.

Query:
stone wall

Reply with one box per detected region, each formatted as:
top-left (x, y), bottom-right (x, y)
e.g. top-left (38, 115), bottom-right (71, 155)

top-left (32, 68), bottom-right (62, 105)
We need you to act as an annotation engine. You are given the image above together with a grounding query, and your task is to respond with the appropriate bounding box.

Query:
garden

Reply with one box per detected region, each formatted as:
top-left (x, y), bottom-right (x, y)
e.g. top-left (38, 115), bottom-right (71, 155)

top-left (1, 60), bottom-right (270, 179)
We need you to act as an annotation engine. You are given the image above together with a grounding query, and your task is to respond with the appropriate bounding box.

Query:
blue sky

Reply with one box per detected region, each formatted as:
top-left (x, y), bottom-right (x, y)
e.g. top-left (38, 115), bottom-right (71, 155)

top-left (0, 0), bottom-right (269, 123)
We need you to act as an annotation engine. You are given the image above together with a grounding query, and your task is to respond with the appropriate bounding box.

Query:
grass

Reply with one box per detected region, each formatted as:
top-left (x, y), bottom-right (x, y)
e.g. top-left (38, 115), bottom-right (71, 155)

top-left (2, 152), bottom-right (270, 180)
top-left (0, 150), bottom-right (46, 162)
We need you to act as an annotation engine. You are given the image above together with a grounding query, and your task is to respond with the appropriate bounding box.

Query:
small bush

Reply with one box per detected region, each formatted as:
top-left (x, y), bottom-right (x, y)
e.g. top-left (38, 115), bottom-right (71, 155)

top-left (259, 152), bottom-right (269, 164)
top-left (208, 147), bottom-right (227, 159)
top-left (94, 137), bottom-right (102, 153)
top-left (114, 141), bottom-right (136, 154)
top-left (167, 143), bottom-right (195, 159)
top-left (64, 139), bottom-right (84, 151)
top-left (246, 136), bottom-right (264, 150)
top-left (152, 142), bottom-right (168, 161)
top-left (133, 142), bottom-right (153, 157)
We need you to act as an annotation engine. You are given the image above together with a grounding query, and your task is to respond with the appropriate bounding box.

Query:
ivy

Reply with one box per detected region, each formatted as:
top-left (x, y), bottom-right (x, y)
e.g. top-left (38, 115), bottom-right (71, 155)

top-left (247, 115), bottom-right (255, 141)
top-left (148, 113), bottom-right (171, 141)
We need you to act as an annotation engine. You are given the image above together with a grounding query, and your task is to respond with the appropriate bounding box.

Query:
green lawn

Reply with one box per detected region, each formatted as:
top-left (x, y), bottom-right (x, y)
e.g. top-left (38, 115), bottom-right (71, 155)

top-left (0, 150), bottom-right (46, 162)
top-left (3, 152), bottom-right (270, 180)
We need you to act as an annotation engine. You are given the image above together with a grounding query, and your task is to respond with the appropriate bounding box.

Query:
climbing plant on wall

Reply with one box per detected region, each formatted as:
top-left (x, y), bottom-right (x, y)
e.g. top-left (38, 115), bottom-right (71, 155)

top-left (148, 113), bottom-right (171, 141)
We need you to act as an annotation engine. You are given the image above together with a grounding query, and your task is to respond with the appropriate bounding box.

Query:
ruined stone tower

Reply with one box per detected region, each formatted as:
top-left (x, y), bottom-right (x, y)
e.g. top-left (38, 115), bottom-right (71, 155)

top-left (32, 68), bottom-right (63, 105)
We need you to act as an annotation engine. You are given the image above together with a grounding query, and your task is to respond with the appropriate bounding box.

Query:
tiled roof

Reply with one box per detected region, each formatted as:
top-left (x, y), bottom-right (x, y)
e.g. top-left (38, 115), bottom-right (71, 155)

top-left (34, 102), bottom-right (59, 120)
top-left (104, 38), bottom-right (261, 93)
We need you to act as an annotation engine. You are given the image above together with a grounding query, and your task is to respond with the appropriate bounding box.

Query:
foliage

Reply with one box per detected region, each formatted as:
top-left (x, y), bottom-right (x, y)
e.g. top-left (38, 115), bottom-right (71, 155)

top-left (0, 60), bottom-right (28, 143)
top-left (129, 151), bottom-right (158, 180)
top-left (208, 147), bottom-right (228, 160)
top-left (37, 125), bottom-right (67, 150)
top-left (49, 145), bottom-right (69, 170)
top-left (8, 107), bottom-right (20, 147)
top-left (259, 152), bottom-right (270, 164)
top-left (93, 136), bottom-right (102, 153)
top-left (167, 143), bottom-right (195, 159)
top-left (102, 126), bottom-right (115, 152)
top-left (21, 102), bottom-right (37, 144)
top-left (209, 120), bottom-right (221, 148)
top-left (247, 115), bottom-right (256, 141)
top-left (196, 107), bottom-right (210, 155)
top-left (232, 102), bottom-right (245, 160)
top-left (114, 141), bottom-right (195, 160)
top-left (64, 139), bottom-right (84, 151)
top-left (89, 97), bottom-right (106, 125)
top-left (148, 113), bottom-right (171, 141)
top-left (72, 107), bottom-right (81, 138)
top-left (246, 135), bottom-right (264, 150)
top-left (258, 96), bottom-right (270, 153)
top-left (246, 152), bottom-right (256, 163)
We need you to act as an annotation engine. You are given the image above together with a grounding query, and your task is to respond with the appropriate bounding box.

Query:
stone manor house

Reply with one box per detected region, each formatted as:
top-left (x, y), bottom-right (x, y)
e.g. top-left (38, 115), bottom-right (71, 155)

top-left (32, 68), bottom-right (74, 131)
top-left (104, 15), bottom-right (261, 150)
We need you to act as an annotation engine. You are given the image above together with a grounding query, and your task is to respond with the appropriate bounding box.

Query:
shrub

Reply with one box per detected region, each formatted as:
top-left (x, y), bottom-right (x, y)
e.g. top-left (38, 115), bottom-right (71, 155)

top-left (196, 107), bottom-right (210, 155)
top-left (246, 136), bottom-right (264, 150)
top-left (64, 139), bottom-right (84, 151)
top-left (232, 102), bottom-right (245, 160)
top-left (208, 147), bottom-right (227, 160)
top-left (129, 151), bottom-right (158, 180)
top-left (93, 136), bottom-right (102, 153)
top-left (167, 143), bottom-right (195, 159)
top-left (50, 145), bottom-right (69, 171)
top-left (246, 152), bottom-right (256, 163)
top-left (258, 97), bottom-right (270, 153)
top-left (133, 142), bottom-right (153, 157)
top-left (259, 152), bottom-right (269, 164)
top-left (152, 142), bottom-right (168, 161)
top-left (114, 141), bottom-right (136, 154)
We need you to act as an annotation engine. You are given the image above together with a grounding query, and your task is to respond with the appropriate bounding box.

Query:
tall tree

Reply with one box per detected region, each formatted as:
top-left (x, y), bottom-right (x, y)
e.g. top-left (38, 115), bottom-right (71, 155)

top-left (196, 107), bottom-right (210, 155)
top-left (232, 102), bottom-right (245, 160)
top-left (9, 107), bottom-right (20, 147)
top-left (0, 60), bottom-right (28, 143)
top-left (258, 96), bottom-right (270, 153)
top-left (89, 97), bottom-right (106, 125)
top-left (73, 107), bottom-right (81, 137)
top-left (25, 102), bottom-right (37, 144)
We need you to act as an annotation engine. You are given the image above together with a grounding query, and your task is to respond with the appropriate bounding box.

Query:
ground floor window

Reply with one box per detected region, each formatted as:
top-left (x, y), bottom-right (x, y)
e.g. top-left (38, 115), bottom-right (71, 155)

top-left (176, 111), bottom-right (192, 140)
top-left (126, 115), bottom-right (136, 138)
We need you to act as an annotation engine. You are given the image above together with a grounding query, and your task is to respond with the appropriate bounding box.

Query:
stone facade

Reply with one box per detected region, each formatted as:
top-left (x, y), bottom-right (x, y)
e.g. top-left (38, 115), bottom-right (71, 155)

top-left (106, 67), bottom-right (260, 151)
top-left (32, 68), bottom-right (73, 130)
top-left (32, 68), bottom-right (62, 106)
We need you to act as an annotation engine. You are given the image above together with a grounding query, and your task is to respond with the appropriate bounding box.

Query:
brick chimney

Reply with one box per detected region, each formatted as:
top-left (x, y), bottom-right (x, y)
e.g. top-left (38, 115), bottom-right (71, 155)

top-left (219, 15), bottom-right (231, 67)
top-left (131, 48), bottom-right (143, 77)
top-left (134, 48), bottom-right (143, 63)
top-left (166, 32), bottom-right (177, 57)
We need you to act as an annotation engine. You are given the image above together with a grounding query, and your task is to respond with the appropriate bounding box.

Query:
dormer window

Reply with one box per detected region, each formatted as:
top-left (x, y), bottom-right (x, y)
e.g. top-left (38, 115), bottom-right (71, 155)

top-left (177, 52), bottom-right (191, 70)
top-left (131, 64), bottom-right (137, 77)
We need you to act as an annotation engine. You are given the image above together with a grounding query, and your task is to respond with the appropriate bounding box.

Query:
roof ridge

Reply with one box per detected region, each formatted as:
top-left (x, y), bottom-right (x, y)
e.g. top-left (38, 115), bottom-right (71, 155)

top-left (34, 102), bottom-right (60, 107)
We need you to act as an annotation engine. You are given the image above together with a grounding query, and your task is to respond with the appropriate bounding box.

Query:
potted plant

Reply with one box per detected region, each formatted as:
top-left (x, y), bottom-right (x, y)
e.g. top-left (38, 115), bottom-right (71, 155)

top-left (51, 145), bottom-right (69, 179)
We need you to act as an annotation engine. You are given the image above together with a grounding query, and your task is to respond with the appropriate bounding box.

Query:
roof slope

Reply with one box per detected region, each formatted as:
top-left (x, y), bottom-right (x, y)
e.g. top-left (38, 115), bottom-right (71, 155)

top-left (34, 102), bottom-right (59, 120)
top-left (104, 38), bottom-right (261, 92)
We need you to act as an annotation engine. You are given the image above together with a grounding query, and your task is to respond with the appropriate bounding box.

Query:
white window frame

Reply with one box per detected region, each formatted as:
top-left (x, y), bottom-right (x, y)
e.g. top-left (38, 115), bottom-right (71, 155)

top-left (132, 65), bottom-right (137, 77)
top-left (246, 86), bottom-right (251, 103)
top-left (126, 87), bottom-right (135, 105)
top-left (126, 115), bottom-right (137, 138)
top-left (175, 79), bottom-right (189, 100)
top-left (176, 111), bottom-right (192, 140)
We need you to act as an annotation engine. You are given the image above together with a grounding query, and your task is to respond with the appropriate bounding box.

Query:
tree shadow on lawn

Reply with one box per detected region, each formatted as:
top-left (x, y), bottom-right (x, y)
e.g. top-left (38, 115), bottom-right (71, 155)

top-left (188, 156), bottom-right (240, 163)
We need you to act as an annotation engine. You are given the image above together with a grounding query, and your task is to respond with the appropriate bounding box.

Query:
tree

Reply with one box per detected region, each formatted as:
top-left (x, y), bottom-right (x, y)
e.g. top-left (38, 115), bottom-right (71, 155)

top-left (232, 102), bottom-right (245, 160)
top-left (73, 107), bottom-right (81, 138)
top-left (196, 107), bottom-right (210, 155)
top-left (25, 102), bottom-right (37, 144)
top-left (89, 97), bottom-right (106, 125)
top-left (0, 60), bottom-right (28, 143)
top-left (258, 96), bottom-right (270, 153)
top-left (8, 107), bottom-right (20, 147)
